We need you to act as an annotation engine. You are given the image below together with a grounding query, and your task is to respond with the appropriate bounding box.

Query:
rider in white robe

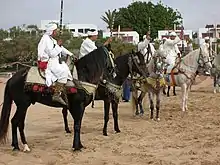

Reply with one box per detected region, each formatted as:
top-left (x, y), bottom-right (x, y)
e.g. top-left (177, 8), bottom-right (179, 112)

top-left (137, 33), bottom-right (151, 62)
top-left (37, 23), bottom-right (73, 106)
top-left (201, 37), bottom-right (212, 57)
top-left (79, 30), bottom-right (112, 59)
top-left (159, 37), bottom-right (167, 51)
top-left (163, 32), bottom-right (181, 71)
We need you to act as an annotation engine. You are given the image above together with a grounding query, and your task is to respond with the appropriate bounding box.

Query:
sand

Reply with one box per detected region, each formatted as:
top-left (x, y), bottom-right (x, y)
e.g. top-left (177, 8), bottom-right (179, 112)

top-left (0, 77), bottom-right (220, 165)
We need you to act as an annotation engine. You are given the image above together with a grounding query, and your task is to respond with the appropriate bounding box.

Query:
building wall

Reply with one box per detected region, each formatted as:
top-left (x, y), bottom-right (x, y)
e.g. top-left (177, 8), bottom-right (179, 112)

top-left (66, 24), bottom-right (98, 37)
top-left (198, 28), bottom-right (220, 45)
top-left (103, 31), bottom-right (139, 45)
top-left (40, 20), bottom-right (98, 37)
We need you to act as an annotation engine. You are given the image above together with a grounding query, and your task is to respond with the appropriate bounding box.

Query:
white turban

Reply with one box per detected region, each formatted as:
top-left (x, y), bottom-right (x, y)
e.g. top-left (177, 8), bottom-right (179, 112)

top-left (169, 31), bottom-right (177, 36)
top-left (45, 23), bottom-right (58, 35)
top-left (204, 36), bottom-right (209, 40)
top-left (87, 30), bottom-right (98, 36)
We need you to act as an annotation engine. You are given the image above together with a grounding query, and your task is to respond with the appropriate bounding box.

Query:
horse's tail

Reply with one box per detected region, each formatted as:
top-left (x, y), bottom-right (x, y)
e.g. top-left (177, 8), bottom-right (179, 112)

top-left (0, 80), bottom-right (13, 144)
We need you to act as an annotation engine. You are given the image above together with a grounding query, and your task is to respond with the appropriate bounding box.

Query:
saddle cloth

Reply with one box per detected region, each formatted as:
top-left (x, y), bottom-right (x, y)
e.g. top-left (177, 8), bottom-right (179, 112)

top-left (26, 67), bottom-right (76, 87)
top-left (25, 67), bottom-right (97, 95)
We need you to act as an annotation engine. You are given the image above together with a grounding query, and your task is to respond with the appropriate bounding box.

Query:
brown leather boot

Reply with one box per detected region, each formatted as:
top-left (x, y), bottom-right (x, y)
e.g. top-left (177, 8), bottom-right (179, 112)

top-left (52, 82), bottom-right (67, 106)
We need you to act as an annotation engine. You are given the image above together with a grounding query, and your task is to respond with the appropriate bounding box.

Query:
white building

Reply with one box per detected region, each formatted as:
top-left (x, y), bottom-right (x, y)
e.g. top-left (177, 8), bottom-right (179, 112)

top-left (66, 24), bottom-right (98, 37)
top-left (39, 20), bottom-right (98, 37)
top-left (198, 27), bottom-right (220, 45)
top-left (158, 29), bottom-right (193, 48)
top-left (103, 30), bottom-right (139, 45)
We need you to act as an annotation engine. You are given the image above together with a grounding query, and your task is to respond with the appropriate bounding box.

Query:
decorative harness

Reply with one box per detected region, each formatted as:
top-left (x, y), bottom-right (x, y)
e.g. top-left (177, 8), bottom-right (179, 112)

top-left (167, 48), bottom-right (211, 86)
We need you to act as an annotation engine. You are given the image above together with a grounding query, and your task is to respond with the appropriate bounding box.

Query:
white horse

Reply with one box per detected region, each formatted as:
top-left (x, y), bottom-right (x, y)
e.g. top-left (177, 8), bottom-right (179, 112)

top-left (211, 54), bottom-right (220, 93)
top-left (163, 48), bottom-right (212, 112)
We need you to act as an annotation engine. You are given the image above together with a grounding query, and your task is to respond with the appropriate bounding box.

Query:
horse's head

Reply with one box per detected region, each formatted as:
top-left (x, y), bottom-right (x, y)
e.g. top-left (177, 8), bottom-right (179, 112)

top-left (148, 52), bottom-right (166, 78)
top-left (198, 48), bottom-right (212, 74)
top-left (129, 50), bottom-right (148, 77)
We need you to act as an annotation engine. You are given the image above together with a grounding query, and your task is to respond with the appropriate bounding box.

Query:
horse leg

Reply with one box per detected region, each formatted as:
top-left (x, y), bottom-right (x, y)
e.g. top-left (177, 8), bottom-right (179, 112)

top-left (111, 101), bottom-right (120, 133)
top-left (11, 110), bottom-right (21, 151)
top-left (131, 90), bottom-right (139, 115)
top-left (62, 107), bottom-right (71, 133)
top-left (18, 107), bottom-right (30, 152)
top-left (214, 75), bottom-right (217, 93)
top-left (138, 92), bottom-right (145, 116)
top-left (181, 84), bottom-right (187, 112)
top-left (167, 86), bottom-right (170, 97)
top-left (155, 91), bottom-right (161, 121)
top-left (70, 102), bottom-right (84, 151)
top-left (163, 86), bottom-right (166, 95)
top-left (173, 86), bottom-right (177, 96)
top-left (184, 86), bottom-right (190, 111)
top-left (103, 99), bottom-right (110, 136)
top-left (148, 91), bottom-right (154, 120)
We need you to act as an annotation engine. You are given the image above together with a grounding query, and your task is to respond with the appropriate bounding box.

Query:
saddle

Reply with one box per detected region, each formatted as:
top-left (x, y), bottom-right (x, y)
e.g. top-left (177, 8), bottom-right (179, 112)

top-left (24, 67), bottom-right (77, 94)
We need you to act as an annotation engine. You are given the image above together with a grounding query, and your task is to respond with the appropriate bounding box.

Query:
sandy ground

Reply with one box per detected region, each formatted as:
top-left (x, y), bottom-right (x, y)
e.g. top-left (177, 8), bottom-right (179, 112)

top-left (0, 76), bottom-right (220, 165)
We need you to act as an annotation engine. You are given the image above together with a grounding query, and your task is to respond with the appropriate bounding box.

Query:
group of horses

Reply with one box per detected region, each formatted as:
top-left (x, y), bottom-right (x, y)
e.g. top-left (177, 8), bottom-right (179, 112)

top-left (0, 44), bottom-right (213, 152)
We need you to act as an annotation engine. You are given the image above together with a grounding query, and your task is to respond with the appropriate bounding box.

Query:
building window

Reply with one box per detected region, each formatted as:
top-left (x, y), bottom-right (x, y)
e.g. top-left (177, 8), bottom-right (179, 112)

top-left (78, 29), bottom-right (83, 33)
top-left (122, 36), bottom-right (133, 42)
top-left (70, 29), bottom-right (75, 32)
top-left (85, 29), bottom-right (90, 33)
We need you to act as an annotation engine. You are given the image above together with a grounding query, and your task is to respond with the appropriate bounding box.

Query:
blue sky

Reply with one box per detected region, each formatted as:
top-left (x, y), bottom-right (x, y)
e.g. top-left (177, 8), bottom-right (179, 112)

top-left (1, 0), bottom-right (220, 30)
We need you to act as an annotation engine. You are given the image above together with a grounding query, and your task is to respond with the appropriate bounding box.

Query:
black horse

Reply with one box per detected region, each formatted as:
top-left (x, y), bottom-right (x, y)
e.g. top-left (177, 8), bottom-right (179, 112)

top-left (61, 50), bottom-right (147, 136)
top-left (0, 46), bottom-right (113, 151)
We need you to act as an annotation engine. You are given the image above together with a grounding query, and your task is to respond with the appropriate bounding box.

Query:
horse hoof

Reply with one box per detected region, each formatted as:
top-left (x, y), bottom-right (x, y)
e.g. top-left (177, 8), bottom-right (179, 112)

top-left (13, 147), bottom-right (20, 151)
top-left (156, 118), bottom-right (160, 121)
top-left (103, 132), bottom-right (108, 136)
top-left (23, 144), bottom-right (31, 152)
top-left (115, 129), bottom-right (121, 133)
top-left (66, 130), bottom-right (72, 134)
top-left (72, 148), bottom-right (82, 152)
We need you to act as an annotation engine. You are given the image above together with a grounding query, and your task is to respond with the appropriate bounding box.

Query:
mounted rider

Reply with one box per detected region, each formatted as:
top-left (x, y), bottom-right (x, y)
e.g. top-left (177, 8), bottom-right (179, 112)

top-left (201, 36), bottom-right (213, 57)
top-left (137, 32), bottom-right (152, 63)
top-left (163, 31), bottom-right (181, 70)
top-left (159, 37), bottom-right (167, 51)
top-left (79, 30), bottom-right (112, 59)
top-left (37, 23), bottom-right (73, 106)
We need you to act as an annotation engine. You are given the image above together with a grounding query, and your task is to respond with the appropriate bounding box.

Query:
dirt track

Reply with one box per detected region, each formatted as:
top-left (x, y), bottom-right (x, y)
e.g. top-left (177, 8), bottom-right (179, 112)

top-left (0, 77), bottom-right (220, 165)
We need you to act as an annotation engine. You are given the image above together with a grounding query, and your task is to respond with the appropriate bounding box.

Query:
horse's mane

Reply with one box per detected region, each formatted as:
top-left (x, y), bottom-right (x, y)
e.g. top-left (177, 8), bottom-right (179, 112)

top-left (76, 46), bottom-right (108, 84)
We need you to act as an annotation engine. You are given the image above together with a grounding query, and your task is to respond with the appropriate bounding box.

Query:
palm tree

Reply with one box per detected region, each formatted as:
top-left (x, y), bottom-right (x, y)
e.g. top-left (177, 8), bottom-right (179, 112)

top-left (101, 9), bottom-right (117, 34)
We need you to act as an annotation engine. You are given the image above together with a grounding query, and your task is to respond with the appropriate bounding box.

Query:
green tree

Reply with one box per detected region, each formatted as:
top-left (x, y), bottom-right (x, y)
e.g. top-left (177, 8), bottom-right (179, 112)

top-left (113, 1), bottom-right (182, 39)
top-left (101, 9), bottom-right (117, 33)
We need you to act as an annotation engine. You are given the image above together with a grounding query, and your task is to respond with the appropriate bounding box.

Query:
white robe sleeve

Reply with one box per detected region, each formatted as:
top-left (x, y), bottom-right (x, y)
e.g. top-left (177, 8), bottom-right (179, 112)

top-left (45, 37), bottom-right (62, 58)
top-left (137, 39), bottom-right (150, 52)
top-left (61, 46), bottom-right (73, 56)
top-left (83, 40), bottom-right (97, 53)
top-left (37, 37), bottom-right (47, 60)
top-left (166, 37), bottom-right (181, 46)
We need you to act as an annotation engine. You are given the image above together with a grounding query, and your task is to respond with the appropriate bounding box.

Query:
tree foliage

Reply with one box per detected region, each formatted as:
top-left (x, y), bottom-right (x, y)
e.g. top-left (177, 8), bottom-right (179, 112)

top-left (0, 25), bottom-right (136, 66)
top-left (113, 1), bottom-right (182, 39)
top-left (101, 9), bottom-right (117, 32)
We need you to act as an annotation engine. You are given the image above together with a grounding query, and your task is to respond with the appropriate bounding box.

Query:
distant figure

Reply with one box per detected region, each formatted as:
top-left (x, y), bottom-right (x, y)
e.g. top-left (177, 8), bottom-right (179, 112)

top-left (122, 78), bottom-right (131, 102)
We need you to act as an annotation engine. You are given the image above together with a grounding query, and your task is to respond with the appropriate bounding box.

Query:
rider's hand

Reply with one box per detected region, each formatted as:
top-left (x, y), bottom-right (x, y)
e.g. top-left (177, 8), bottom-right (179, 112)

top-left (58, 39), bottom-right (62, 46)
